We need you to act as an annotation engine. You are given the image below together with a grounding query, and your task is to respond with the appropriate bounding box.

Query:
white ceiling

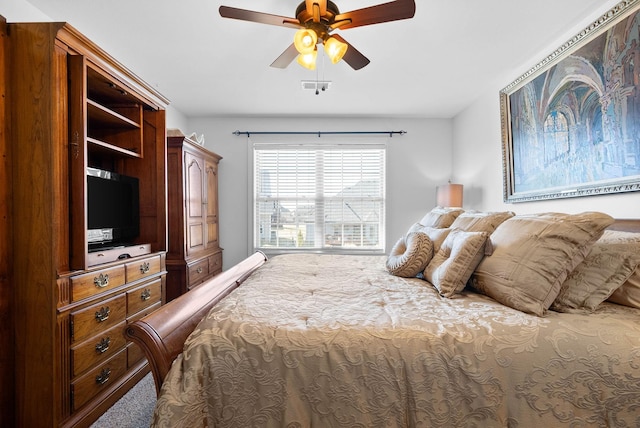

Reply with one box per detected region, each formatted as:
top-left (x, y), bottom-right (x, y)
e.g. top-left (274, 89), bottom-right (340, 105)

top-left (24, 0), bottom-right (609, 118)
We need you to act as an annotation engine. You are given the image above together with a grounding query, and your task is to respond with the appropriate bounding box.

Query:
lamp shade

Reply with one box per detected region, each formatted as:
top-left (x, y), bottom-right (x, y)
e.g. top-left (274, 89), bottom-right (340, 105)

top-left (324, 36), bottom-right (348, 64)
top-left (436, 183), bottom-right (463, 208)
top-left (294, 28), bottom-right (318, 54)
top-left (297, 49), bottom-right (317, 70)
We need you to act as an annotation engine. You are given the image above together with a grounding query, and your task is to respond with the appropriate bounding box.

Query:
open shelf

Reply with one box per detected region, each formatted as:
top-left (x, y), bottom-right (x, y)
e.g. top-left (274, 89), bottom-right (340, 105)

top-left (86, 65), bottom-right (145, 157)
top-left (87, 99), bottom-right (140, 129)
top-left (87, 137), bottom-right (142, 158)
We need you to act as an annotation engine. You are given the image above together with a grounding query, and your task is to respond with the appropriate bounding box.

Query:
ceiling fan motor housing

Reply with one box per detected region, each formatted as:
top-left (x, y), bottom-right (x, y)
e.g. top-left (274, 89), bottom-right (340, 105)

top-left (295, 1), bottom-right (340, 24)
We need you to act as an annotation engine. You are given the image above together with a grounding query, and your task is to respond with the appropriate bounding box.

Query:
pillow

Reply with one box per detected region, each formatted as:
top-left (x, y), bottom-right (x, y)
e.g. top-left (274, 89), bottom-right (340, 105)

top-left (449, 210), bottom-right (515, 234)
top-left (552, 230), bottom-right (640, 313)
top-left (469, 212), bottom-right (614, 316)
top-left (606, 230), bottom-right (640, 309)
top-left (419, 206), bottom-right (464, 228)
top-left (423, 229), bottom-right (490, 298)
top-left (608, 268), bottom-right (640, 309)
top-left (407, 224), bottom-right (452, 253)
top-left (386, 232), bottom-right (434, 277)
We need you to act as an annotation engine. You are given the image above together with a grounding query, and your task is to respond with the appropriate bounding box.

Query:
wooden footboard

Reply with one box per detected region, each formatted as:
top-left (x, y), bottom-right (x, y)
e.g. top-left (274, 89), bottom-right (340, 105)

top-left (125, 251), bottom-right (267, 395)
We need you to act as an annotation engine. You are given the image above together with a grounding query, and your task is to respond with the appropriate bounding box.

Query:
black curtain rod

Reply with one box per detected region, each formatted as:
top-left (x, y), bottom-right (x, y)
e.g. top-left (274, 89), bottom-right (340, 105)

top-left (232, 130), bottom-right (406, 137)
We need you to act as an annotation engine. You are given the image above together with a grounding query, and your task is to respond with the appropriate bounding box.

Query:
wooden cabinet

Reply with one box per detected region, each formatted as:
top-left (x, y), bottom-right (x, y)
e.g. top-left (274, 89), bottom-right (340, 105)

top-left (8, 22), bottom-right (169, 427)
top-left (166, 131), bottom-right (223, 301)
top-left (0, 15), bottom-right (13, 427)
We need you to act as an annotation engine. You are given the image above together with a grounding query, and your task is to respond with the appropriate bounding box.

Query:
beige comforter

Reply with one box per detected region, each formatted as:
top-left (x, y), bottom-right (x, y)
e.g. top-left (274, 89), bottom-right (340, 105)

top-left (152, 254), bottom-right (640, 427)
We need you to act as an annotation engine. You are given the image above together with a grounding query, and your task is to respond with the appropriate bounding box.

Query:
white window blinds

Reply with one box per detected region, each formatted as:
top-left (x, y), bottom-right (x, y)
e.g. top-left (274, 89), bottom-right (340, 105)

top-left (253, 142), bottom-right (386, 253)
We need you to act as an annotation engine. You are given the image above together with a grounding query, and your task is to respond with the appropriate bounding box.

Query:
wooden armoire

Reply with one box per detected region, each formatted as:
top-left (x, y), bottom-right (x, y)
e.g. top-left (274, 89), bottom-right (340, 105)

top-left (7, 22), bottom-right (169, 427)
top-left (0, 14), bottom-right (13, 428)
top-left (166, 130), bottom-right (223, 301)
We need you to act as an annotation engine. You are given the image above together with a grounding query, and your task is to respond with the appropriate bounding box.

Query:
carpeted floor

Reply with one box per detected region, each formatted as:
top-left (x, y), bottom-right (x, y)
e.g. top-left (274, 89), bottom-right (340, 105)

top-left (90, 373), bottom-right (156, 428)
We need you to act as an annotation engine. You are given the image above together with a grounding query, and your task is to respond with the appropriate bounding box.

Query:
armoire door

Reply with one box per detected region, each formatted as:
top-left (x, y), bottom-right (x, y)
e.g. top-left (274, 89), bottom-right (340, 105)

top-left (185, 151), bottom-right (205, 256)
top-left (204, 159), bottom-right (219, 248)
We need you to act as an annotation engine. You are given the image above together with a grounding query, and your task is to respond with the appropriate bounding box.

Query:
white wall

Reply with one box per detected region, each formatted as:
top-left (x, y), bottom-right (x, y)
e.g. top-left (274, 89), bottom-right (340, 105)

top-left (452, 0), bottom-right (640, 218)
top-left (187, 116), bottom-right (452, 268)
top-left (165, 106), bottom-right (187, 131)
top-left (2, 0), bottom-right (49, 21)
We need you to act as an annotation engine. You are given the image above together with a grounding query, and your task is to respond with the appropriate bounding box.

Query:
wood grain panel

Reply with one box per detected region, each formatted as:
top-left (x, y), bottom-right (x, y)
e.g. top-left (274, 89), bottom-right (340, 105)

top-left (0, 15), bottom-right (14, 428)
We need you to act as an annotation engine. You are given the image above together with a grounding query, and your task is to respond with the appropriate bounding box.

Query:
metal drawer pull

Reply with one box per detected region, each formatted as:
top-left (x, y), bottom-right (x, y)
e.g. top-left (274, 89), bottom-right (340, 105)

top-left (197, 267), bottom-right (203, 274)
top-left (95, 368), bottom-right (111, 385)
top-left (95, 306), bottom-right (110, 323)
top-left (95, 337), bottom-right (111, 354)
top-left (93, 273), bottom-right (109, 288)
top-left (139, 262), bottom-right (150, 274)
top-left (140, 288), bottom-right (151, 301)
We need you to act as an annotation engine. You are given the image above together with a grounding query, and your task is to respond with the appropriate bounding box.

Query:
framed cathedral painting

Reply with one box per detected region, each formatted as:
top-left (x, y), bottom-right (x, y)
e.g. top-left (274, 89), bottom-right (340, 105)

top-left (500, 0), bottom-right (640, 202)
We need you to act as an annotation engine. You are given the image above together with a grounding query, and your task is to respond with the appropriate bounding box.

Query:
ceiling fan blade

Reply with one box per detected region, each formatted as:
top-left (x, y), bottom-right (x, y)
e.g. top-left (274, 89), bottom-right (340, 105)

top-left (270, 43), bottom-right (299, 69)
top-left (219, 5), bottom-right (301, 29)
top-left (334, 0), bottom-right (415, 30)
top-left (331, 34), bottom-right (370, 70)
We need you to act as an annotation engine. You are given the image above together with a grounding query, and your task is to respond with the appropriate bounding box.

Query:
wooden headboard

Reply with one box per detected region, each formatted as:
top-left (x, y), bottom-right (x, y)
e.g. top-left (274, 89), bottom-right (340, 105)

top-left (125, 251), bottom-right (267, 394)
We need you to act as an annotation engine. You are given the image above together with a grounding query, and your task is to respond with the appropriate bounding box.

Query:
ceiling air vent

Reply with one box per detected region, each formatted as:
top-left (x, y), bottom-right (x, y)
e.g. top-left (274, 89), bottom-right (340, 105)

top-left (301, 80), bottom-right (332, 94)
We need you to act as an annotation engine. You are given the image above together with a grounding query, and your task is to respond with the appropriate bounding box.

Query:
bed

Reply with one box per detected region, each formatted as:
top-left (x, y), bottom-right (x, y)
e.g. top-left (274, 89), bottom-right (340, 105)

top-left (126, 211), bottom-right (640, 427)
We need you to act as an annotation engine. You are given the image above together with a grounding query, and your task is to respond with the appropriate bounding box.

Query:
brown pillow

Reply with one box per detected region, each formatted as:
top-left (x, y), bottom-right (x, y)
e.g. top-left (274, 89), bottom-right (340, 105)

top-left (469, 212), bottom-right (614, 316)
top-left (449, 210), bottom-right (515, 234)
top-left (552, 230), bottom-right (640, 313)
top-left (423, 229), bottom-right (490, 298)
top-left (419, 207), bottom-right (464, 228)
top-left (386, 232), bottom-right (434, 278)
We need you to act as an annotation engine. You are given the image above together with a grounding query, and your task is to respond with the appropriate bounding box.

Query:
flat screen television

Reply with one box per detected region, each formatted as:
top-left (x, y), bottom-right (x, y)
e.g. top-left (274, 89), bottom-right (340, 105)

top-left (87, 167), bottom-right (140, 251)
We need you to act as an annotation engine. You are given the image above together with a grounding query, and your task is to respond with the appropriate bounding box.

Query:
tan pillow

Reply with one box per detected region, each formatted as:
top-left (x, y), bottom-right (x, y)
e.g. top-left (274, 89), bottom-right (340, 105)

top-left (552, 230), bottom-right (640, 313)
top-left (608, 268), bottom-right (640, 309)
top-left (606, 231), bottom-right (640, 309)
top-left (419, 207), bottom-right (464, 228)
top-left (424, 229), bottom-right (490, 298)
top-left (407, 224), bottom-right (452, 253)
top-left (449, 210), bottom-right (515, 233)
top-left (469, 212), bottom-right (614, 316)
top-left (386, 232), bottom-right (434, 277)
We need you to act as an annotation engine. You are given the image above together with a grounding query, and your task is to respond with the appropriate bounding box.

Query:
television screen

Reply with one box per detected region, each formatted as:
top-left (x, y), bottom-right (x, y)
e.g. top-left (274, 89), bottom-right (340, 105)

top-left (87, 167), bottom-right (140, 250)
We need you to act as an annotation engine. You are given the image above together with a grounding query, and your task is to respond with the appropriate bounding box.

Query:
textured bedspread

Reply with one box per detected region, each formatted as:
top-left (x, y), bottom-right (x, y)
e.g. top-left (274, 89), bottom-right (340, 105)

top-left (153, 254), bottom-right (640, 427)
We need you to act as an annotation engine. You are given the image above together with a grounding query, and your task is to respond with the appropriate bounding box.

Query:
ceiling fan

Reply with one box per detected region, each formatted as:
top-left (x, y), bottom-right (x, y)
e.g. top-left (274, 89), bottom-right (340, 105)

top-left (219, 0), bottom-right (416, 71)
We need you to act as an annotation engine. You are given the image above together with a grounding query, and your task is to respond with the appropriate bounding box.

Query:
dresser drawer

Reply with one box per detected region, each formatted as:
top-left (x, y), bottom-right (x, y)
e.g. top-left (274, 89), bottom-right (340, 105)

top-left (127, 300), bottom-right (161, 323)
top-left (188, 258), bottom-right (210, 287)
top-left (70, 265), bottom-right (126, 302)
top-left (70, 321), bottom-right (127, 377)
top-left (71, 294), bottom-right (127, 343)
top-left (209, 252), bottom-right (222, 275)
top-left (71, 349), bottom-right (127, 411)
top-left (126, 254), bottom-right (162, 283)
top-left (126, 278), bottom-right (162, 316)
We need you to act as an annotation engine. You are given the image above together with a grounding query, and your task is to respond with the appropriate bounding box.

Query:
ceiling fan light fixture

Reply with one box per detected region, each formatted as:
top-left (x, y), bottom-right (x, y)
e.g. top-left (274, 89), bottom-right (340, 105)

top-left (294, 28), bottom-right (318, 54)
top-left (324, 36), bottom-right (348, 64)
top-left (297, 49), bottom-right (317, 70)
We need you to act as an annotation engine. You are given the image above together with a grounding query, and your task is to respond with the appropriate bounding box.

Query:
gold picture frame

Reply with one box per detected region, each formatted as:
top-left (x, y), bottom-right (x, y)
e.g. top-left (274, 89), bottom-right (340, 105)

top-left (500, 0), bottom-right (640, 202)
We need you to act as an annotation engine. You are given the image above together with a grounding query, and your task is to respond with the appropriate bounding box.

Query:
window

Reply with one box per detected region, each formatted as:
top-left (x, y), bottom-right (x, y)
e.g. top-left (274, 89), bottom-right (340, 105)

top-left (253, 142), bottom-right (386, 253)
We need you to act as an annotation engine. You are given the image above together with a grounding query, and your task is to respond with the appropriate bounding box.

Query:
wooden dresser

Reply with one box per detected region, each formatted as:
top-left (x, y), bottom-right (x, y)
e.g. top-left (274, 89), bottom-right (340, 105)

top-left (8, 22), bottom-right (168, 427)
top-left (166, 131), bottom-right (223, 301)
